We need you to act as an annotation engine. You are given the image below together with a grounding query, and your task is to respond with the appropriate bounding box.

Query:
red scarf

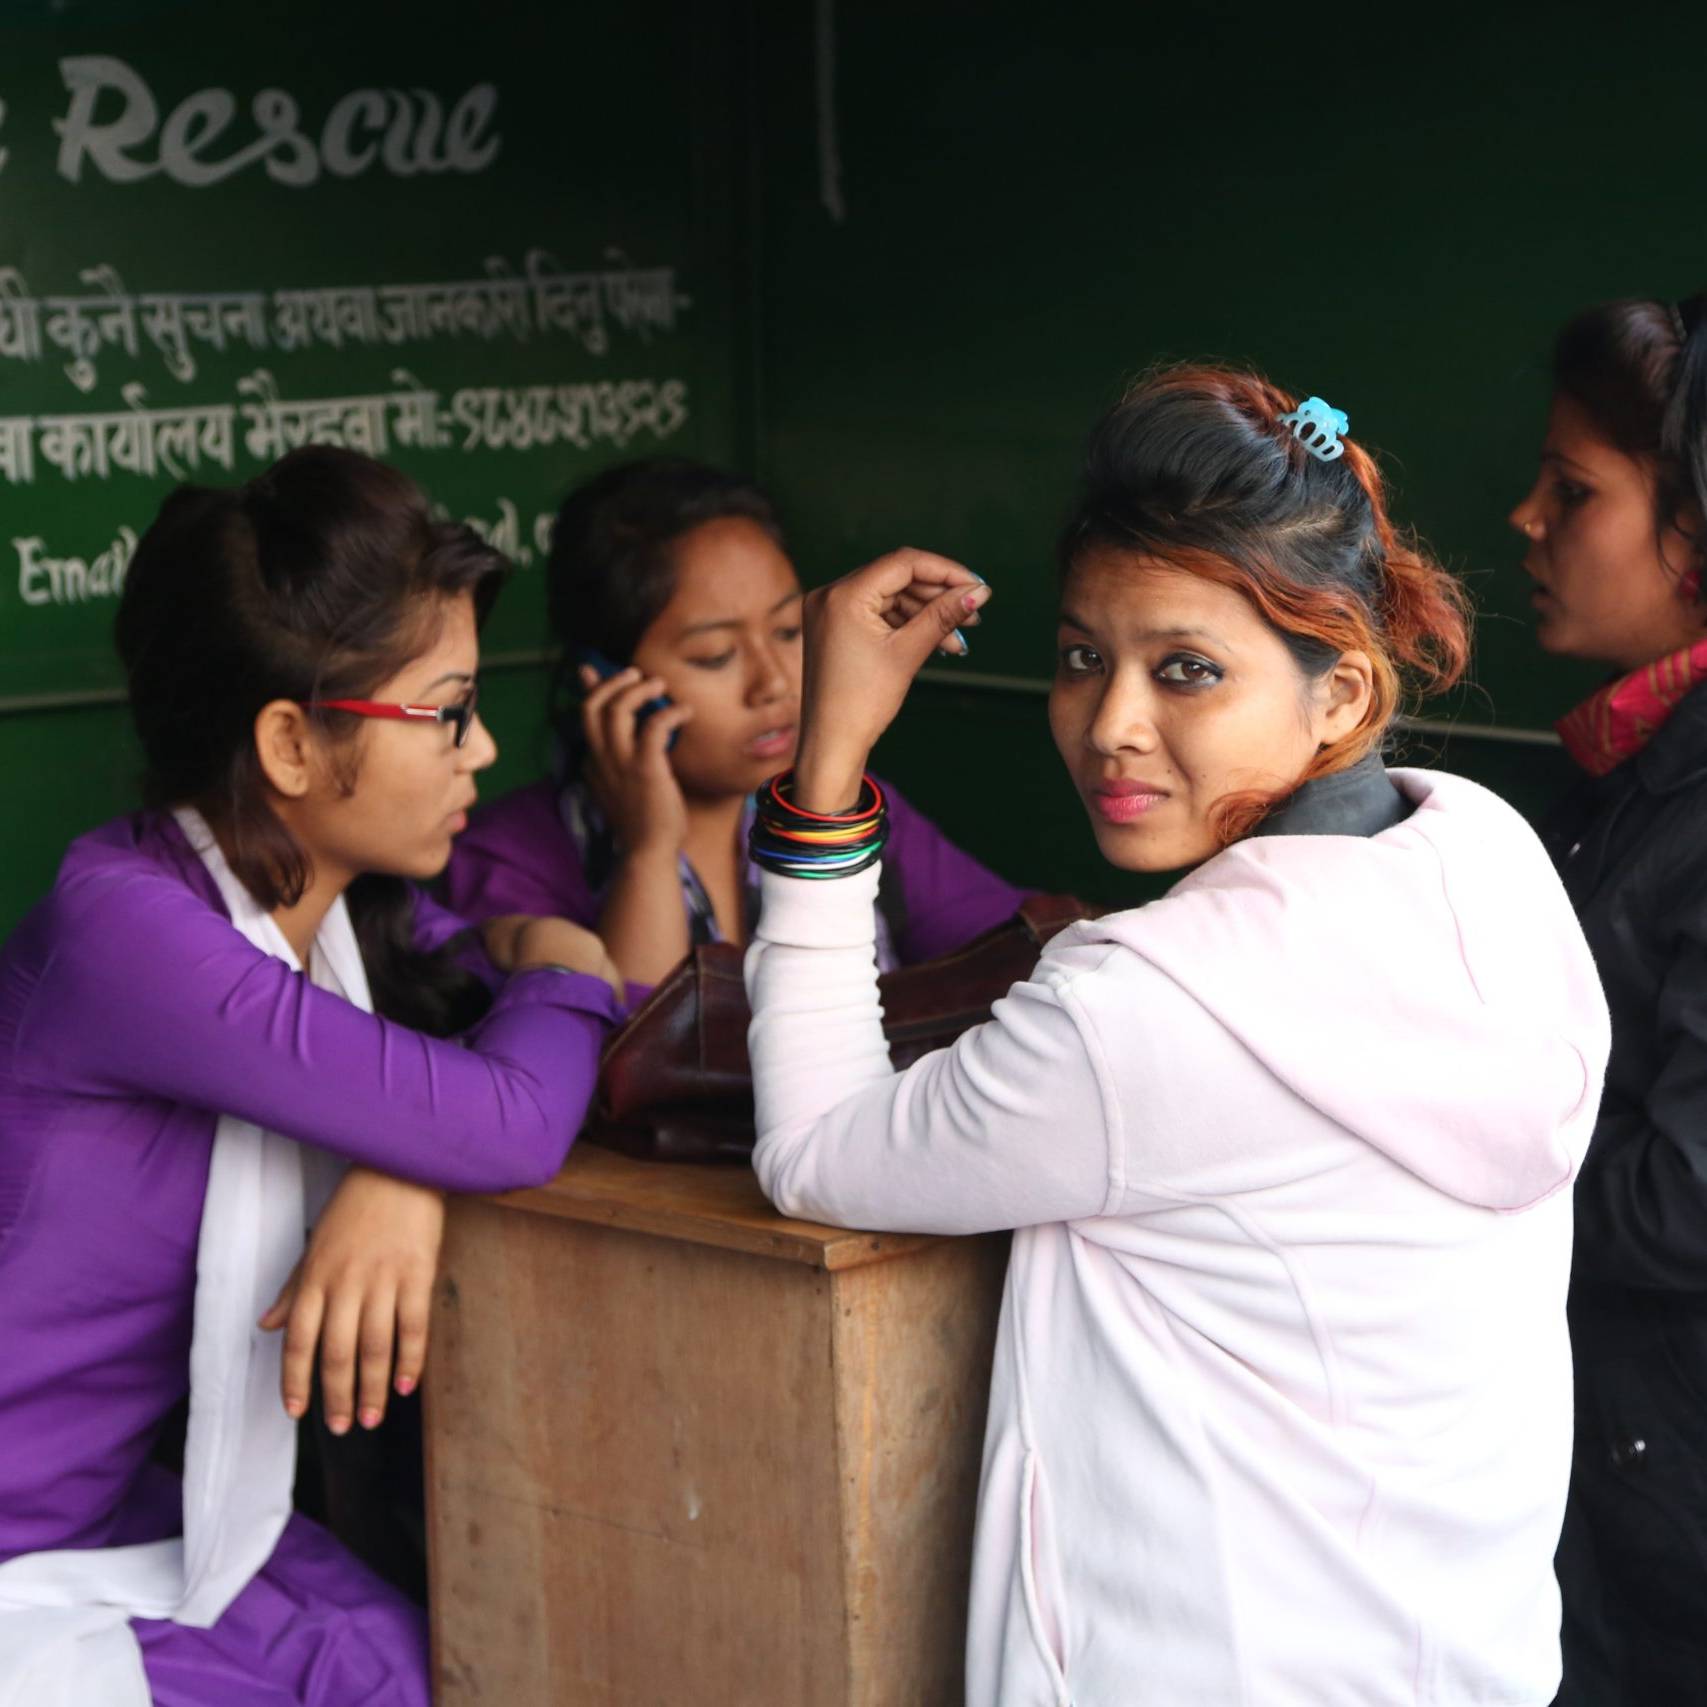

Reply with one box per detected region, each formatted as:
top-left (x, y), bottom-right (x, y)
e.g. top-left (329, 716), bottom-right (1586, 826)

top-left (1556, 638), bottom-right (1707, 776)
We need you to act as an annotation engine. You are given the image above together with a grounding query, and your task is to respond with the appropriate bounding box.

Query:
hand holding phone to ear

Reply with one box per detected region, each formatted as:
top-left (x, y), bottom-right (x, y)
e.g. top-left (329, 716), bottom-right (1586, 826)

top-left (577, 660), bottom-right (696, 858)
top-left (575, 659), bottom-right (699, 985)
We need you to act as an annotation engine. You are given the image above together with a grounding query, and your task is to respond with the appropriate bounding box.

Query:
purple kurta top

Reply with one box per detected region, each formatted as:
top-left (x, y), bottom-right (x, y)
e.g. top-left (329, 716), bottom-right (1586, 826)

top-left (442, 775), bottom-right (1029, 990)
top-left (0, 811), bottom-right (618, 1705)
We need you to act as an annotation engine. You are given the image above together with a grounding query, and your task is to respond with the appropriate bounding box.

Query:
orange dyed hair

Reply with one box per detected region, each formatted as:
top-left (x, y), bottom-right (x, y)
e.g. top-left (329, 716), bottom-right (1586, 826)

top-left (1059, 364), bottom-right (1470, 843)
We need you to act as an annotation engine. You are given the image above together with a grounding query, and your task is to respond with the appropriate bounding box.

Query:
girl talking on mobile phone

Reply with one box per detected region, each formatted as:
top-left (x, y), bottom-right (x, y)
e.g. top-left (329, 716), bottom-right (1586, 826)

top-left (443, 458), bottom-right (1030, 990)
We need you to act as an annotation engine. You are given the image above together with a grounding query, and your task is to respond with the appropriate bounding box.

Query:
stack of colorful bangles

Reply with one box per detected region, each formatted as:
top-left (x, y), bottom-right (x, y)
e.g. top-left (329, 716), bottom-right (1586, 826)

top-left (749, 769), bottom-right (889, 880)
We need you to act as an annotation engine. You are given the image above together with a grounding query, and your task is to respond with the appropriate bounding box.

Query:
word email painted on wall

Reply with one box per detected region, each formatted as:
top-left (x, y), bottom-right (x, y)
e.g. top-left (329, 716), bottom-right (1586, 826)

top-left (0, 8), bottom-right (727, 698)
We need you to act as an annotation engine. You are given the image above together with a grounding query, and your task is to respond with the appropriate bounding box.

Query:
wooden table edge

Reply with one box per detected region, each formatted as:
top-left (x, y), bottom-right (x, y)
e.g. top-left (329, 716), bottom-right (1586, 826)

top-left (478, 1144), bottom-right (944, 1272)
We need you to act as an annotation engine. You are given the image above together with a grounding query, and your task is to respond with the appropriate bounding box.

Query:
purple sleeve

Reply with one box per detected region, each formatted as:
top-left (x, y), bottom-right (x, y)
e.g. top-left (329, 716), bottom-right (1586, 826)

top-left (19, 860), bottom-right (621, 1194)
top-left (409, 885), bottom-right (502, 992)
top-left (443, 785), bottom-right (658, 1016)
top-left (424, 880), bottom-right (654, 1016)
top-left (440, 783), bottom-right (600, 927)
top-left (880, 777), bottom-right (1032, 963)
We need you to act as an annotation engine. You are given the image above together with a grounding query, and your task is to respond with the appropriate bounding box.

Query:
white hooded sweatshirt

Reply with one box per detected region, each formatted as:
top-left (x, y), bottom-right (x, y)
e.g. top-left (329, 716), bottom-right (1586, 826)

top-left (745, 768), bottom-right (1610, 1706)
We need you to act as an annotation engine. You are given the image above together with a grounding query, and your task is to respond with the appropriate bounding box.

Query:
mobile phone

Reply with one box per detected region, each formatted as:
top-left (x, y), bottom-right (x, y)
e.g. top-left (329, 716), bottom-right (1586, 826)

top-left (573, 645), bottom-right (679, 750)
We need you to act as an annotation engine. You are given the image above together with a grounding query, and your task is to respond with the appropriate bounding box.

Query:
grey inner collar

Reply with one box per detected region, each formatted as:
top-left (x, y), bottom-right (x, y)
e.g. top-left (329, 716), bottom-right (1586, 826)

top-left (1253, 753), bottom-right (1409, 840)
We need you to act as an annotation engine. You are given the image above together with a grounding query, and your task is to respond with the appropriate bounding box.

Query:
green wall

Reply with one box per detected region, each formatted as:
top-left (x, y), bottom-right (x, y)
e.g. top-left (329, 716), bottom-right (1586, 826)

top-left (741, 0), bottom-right (1704, 886)
top-left (0, 0), bottom-right (746, 927)
top-left (3, 0), bottom-right (1700, 931)
top-left (747, 0), bottom-right (1702, 730)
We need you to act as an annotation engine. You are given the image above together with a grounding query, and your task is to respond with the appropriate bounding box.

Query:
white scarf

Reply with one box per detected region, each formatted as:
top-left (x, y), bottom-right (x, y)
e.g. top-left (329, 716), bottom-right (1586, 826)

top-left (0, 809), bottom-right (368, 1706)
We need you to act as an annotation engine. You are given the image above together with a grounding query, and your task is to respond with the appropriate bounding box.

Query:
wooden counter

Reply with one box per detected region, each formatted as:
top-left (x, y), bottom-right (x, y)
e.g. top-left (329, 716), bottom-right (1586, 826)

top-left (424, 1142), bottom-right (1009, 1706)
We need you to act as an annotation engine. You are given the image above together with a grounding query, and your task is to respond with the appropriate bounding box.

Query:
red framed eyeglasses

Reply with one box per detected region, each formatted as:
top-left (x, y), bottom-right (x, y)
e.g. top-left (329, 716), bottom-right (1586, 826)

top-left (311, 683), bottom-right (480, 748)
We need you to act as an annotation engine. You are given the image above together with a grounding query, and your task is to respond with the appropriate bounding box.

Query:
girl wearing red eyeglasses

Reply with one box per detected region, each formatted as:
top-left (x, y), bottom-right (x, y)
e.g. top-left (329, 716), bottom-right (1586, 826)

top-left (0, 447), bottom-right (618, 1707)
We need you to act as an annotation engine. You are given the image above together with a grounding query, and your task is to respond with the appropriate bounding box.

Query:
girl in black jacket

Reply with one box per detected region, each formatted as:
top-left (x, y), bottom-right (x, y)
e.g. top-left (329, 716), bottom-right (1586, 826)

top-left (1512, 292), bottom-right (1707, 1707)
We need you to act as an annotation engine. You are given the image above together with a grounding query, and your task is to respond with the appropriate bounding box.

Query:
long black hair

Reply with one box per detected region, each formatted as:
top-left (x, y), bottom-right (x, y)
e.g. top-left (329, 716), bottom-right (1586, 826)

top-left (1552, 290), bottom-right (1707, 591)
top-left (115, 445), bottom-right (507, 1036)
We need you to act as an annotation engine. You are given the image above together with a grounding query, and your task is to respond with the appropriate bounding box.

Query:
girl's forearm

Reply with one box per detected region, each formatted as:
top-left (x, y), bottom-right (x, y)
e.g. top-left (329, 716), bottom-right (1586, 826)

top-left (597, 847), bottom-right (693, 985)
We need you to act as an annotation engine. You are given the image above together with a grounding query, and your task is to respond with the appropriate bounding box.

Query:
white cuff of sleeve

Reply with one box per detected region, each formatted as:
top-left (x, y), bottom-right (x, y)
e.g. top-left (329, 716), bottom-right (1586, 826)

top-left (755, 864), bottom-right (882, 949)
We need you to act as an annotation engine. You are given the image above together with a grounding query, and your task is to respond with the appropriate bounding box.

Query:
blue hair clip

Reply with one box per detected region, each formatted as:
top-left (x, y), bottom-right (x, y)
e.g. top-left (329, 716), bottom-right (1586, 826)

top-left (1278, 396), bottom-right (1349, 462)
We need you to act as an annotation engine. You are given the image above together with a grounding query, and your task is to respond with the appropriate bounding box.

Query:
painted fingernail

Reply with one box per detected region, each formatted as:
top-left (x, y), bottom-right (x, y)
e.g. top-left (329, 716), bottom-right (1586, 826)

top-left (284, 1397), bottom-right (306, 1419)
top-left (951, 628), bottom-right (971, 655)
top-left (394, 1375), bottom-right (416, 1397)
top-left (328, 1414), bottom-right (351, 1436)
top-left (962, 589), bottom-right (989, 612)
top-left (359, 1407), bottom-right (382, 1430)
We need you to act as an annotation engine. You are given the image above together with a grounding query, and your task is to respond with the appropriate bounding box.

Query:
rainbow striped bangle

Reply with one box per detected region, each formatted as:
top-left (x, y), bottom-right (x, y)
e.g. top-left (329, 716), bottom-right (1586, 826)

top-left (749, 769), bottom-right (889, 880)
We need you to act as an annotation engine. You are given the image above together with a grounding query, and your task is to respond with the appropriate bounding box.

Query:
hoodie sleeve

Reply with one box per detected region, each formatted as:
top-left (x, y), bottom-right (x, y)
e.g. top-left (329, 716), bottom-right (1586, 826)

top-left (745, 866), bottom-right (1119, 1234)
top-left (1571, 892), bottom-right (1707, 1293)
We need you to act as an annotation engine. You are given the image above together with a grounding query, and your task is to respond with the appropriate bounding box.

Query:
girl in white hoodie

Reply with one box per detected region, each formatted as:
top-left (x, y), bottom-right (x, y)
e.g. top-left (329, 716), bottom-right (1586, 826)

top-left (742, 366), bottom-right (1612, 1706)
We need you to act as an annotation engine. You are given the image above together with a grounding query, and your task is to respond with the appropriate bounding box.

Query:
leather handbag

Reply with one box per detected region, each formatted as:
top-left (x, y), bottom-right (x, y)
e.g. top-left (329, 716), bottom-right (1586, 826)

top-left (588, 894), bottom-right (1093, 1163)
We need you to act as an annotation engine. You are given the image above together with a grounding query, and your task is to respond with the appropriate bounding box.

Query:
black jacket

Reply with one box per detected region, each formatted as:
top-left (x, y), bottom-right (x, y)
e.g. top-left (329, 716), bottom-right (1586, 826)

top-left (1546, 680), bottom-right (1707, 1706)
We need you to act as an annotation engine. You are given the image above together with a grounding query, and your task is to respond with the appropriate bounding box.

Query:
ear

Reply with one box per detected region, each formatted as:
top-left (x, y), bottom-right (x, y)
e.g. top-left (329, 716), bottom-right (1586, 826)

top-left (253, 700), bottom-right (318, 800)
top-left (1314, 650), bottom-right (1375, 746)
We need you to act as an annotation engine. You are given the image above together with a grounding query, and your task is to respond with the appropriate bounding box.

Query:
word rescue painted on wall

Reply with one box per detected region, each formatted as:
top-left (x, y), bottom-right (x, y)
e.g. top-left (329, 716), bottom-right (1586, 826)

top-left (0, 57), bottom-right (499, 187)
top-left (0, 40), bottom-right (714, 640)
